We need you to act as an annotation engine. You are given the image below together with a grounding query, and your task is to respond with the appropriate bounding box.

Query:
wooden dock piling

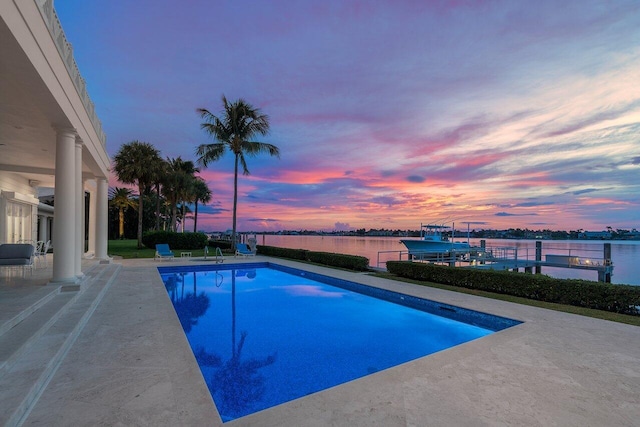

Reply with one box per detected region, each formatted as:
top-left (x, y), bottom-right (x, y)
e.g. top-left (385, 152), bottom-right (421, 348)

top-left (599, 243), bottom-right (612, 283)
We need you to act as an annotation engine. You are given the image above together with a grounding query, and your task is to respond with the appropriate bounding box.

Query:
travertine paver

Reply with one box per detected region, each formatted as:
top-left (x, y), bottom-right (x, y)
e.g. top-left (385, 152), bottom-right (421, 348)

top-left (17, 257), bottom-right (640, 426)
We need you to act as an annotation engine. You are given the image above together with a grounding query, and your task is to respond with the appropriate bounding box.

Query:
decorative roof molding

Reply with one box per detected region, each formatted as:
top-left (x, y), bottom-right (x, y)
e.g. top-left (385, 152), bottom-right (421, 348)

top-left (35, 0), bottom-right (107, 148)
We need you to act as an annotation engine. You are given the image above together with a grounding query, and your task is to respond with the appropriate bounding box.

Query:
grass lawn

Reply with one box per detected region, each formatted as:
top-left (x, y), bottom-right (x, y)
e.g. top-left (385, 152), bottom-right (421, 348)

top-left (107, 239), bottom-right (212, 259)
top-left (371, 272), bottom-right (640, 327)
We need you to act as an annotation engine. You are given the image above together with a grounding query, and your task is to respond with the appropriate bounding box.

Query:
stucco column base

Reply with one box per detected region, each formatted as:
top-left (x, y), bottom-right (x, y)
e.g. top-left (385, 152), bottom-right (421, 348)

top-left (47, 276), bottom-right (79, 286)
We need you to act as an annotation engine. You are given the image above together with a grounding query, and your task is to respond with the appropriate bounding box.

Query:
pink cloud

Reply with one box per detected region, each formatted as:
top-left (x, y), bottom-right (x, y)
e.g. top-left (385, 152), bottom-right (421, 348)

top-left (56, 0), bottom-right (640, 232)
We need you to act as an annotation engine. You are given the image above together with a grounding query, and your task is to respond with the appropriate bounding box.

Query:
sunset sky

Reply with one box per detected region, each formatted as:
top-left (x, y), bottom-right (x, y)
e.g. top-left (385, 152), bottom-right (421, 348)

top-left (55, 0), bottom-right (640, 232)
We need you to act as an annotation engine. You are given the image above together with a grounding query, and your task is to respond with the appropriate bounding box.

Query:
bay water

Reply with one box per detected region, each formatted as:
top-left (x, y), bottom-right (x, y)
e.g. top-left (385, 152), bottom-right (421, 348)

top-left (258, 235), bottom-right (639, 286)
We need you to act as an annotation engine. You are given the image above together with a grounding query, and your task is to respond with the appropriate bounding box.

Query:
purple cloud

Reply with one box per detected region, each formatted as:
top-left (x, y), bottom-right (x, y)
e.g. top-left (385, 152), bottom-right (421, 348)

top-left (334, 222), bottom-right (352, 231)
top-left (55, 0), bottom-right (640, 231)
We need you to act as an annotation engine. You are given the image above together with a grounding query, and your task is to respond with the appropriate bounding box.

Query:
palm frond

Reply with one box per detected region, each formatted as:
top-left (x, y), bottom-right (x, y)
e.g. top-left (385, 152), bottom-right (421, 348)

top-left (195, 143), bottom-right (226, 166)
top-left (241, 141), bottom-right (280, 158)
top-left (193, 178), bottom-right (213, 204)
top-left (109, 187), bottom-right (137, 206)
top-left (196, 107), bottom-right (217, 121)
top-left (112, 140), bottom-right (162, 186)
top-left (239, 153), bottom-right (250, 175)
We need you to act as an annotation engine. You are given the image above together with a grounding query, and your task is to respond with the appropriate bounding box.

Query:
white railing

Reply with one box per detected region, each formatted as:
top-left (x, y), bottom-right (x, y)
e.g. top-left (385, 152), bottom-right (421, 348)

top-left (35, 0), bottom-right (107, 148)
top-left (376, 250), bottom-right (409, 268)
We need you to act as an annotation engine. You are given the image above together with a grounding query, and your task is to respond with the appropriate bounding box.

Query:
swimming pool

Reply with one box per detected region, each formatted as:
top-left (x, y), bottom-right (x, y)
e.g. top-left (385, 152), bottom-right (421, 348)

top-left (159, 262), bottom-right (521, 422)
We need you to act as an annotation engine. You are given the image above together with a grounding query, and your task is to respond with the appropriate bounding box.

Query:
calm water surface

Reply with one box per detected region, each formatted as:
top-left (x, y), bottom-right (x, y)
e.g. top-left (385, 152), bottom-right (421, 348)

top-left (260, 235), bottom-right (640, 285)
top-left (160, 265), bottom-right (494, 421)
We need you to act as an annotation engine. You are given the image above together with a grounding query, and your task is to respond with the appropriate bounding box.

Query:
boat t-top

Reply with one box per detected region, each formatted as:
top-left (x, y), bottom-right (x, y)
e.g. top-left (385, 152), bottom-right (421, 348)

top-left (400, 223), bottom-right (470, 257)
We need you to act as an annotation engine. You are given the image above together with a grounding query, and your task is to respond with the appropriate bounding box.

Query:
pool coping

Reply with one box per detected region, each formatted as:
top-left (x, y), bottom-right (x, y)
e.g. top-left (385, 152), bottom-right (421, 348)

top-left (22, 256), bottom-right (640, 426)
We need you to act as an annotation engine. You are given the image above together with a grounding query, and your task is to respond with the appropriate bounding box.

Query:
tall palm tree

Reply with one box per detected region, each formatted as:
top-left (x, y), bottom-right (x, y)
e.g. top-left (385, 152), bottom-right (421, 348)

top-left (150, 157), bottom-right (169, 231)
top-left (163, 157), bottom-right (199, 232)
top-left (109, 187), bottom-right (136, 239)
top-left (196, 95), bottom-right (279, 249)
top-left (178, 203), bottom-right (194, 233)
top-left (181, 182), bottom-right (197, 233)
top-left (192, 177), bottom-right (212, 233)
top-left (113, 141), bottom-right (162, 248)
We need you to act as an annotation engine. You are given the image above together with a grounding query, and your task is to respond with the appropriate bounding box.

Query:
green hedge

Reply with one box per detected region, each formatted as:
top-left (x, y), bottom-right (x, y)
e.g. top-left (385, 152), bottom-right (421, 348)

top-left (142, 231), bottom-right (209, 250)
top-left (256, 245), bottom-right (308, 260)
top-left (306, 251), bottom-right (369, 271)
top-left (386, 261), bottom-right (640, 315)
top-left (256, 245), bottom-right (369, 271)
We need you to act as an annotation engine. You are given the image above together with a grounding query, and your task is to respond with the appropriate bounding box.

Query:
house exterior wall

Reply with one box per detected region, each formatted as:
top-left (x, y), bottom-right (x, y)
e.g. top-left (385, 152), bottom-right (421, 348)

top-left (0, 172), bottom-right (39, 243)
top-left (1, 1), bottom-right (111, 281)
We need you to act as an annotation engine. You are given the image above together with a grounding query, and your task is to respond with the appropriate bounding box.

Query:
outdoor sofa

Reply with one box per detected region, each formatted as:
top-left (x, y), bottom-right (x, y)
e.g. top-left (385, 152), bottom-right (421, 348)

top-left (0, 243), bottom-right (35, 277)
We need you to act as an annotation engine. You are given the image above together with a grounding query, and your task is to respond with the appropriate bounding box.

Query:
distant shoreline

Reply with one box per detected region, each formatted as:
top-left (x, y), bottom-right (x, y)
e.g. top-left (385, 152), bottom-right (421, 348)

top-left (207, 230), bottom-right (640, 241)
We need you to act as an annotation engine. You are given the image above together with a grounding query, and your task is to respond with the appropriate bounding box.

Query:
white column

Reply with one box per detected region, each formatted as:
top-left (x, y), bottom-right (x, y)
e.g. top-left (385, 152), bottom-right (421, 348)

top-left (38, 215), bottom-right (47, 241)
top-left (51, 128), bottom-right (78, 284)
top-left (75, 139), bottom-right (84, 278)
top-left (87, 180), bottom-right (97, 257)
top-left (95, 177), bottom-right (109, 260)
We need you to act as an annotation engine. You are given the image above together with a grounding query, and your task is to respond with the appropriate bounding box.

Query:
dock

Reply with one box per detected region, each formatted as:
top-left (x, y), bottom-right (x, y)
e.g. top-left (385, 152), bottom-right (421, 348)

top-left (378, 241), bottom-right (614, 282)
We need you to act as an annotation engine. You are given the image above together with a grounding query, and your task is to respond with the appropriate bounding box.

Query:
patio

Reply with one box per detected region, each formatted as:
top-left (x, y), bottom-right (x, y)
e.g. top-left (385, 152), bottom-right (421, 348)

top-left (1, 255), bottom-right (639, 426)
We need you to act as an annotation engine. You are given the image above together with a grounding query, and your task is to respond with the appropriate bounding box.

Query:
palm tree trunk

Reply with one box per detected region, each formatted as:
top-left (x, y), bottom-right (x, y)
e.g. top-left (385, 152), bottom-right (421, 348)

top-left (118, 208), bottom-right (125, 239)
top-left (232, 154), bottom-right (239, 250)
top-left (155, 182), bottom-right (161, 230)
top-left (181, 204), bottom-right (185, 233)
top-left (193, 200), bottom-right (199, 233)
top-left (137, 183), bottom-right (144, 248)
top-left (171, 205), bottom-right (178, 232)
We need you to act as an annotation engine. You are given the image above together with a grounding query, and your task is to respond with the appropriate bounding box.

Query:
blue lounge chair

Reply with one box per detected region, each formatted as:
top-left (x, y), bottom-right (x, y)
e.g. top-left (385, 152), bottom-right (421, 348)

top-left (155, 244), bottom-right (174, 261)
top-left (235, 243), bottom-right (255, 257)
top-left (0, 243), bottom-right (35, 277)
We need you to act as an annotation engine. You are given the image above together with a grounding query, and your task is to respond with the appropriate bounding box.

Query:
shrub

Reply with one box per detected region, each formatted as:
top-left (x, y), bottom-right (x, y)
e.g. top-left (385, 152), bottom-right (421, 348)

top-left (142, 231), bottom-right (209, 250)
top-left (386, 261), bottom-right (640, 315)
top-left (256, 245), bottom-right (308, 260)
top-left (306, 251), bottom-right (369, 271)
top-left (256, 245), bottom-right (370, 271)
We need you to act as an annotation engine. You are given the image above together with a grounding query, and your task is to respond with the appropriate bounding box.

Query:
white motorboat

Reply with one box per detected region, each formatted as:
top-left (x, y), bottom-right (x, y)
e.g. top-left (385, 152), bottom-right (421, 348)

top-left (400, 223), bottom-right (470, 257)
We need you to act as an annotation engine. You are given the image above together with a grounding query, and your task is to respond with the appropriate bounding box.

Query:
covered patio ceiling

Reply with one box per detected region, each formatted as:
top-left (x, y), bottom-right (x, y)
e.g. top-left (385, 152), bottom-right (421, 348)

top-left (0, 6), bottom-right (108, 188)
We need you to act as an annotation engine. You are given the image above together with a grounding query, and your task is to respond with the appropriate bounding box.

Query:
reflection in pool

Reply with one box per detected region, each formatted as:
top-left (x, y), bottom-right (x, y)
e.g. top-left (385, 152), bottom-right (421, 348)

top-left (159, 263), bottom-right (520, 422)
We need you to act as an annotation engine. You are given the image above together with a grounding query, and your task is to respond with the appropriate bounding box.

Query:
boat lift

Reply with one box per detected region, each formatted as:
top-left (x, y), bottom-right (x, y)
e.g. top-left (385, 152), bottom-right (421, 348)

top-left (377, 241), bottom-right (614, 283)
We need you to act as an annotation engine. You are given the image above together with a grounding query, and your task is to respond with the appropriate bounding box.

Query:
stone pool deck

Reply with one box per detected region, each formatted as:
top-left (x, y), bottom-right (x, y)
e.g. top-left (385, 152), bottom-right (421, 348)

top-left (1, 256), bottom-right (639, 426)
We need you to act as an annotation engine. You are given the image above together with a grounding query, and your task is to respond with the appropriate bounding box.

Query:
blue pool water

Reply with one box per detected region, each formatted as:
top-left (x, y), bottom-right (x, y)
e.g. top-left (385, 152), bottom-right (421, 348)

top-left (159, 263), bottom-right (520, 422)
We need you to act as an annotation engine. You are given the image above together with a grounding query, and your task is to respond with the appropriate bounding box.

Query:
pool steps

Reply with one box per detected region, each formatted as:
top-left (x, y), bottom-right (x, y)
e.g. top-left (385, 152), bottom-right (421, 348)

top-left (0, 263), bottom-right (122, 427)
